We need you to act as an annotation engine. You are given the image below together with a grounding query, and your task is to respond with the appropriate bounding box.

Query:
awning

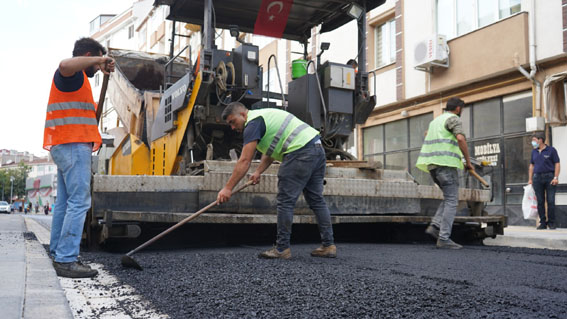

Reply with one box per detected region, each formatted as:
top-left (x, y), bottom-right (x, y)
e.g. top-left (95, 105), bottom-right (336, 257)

top-left (154, 0), bottom-right (386, 42)
top-left (543, 72), bottom-right (567, 124)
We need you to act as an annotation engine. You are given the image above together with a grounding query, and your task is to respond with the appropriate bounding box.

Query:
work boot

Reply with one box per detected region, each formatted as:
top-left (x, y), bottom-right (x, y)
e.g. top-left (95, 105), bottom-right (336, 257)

top-left (53, 261), bottom-right (98, 278)
top-left (425, 224), bottom-right (440, 239)
top-left (259, 247), bottom-right (291, 260)
top-left (311, 245), bottom-right (337, 258)
top-left (436, 239), bottom-right (462, 250)
top-left (536, 224), bottom-right (547, 230)
top-left (548, 223), bottom-right (556, 230)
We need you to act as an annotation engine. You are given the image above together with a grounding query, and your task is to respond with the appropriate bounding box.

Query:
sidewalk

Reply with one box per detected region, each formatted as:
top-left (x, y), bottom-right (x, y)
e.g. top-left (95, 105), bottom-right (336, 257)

top-left (0, 214), bottom-right (73, 319)
top-left (484, 225), bottom-right (567, 250)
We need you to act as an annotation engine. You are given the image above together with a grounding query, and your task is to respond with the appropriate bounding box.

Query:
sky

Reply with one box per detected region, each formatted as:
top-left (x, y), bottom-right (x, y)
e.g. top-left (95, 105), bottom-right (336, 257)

top-left (0, 0), bottom-right (133, 157)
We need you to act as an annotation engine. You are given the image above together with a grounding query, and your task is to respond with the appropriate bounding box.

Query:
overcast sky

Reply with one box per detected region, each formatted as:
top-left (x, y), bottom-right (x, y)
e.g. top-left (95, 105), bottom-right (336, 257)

top-left (0, 0), bottom-right (133, 157)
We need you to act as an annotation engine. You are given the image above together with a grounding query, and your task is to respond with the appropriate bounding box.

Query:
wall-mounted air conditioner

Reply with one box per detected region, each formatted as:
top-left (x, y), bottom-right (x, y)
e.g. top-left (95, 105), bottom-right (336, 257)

top-left (414, 34), bottom-right (449, 72)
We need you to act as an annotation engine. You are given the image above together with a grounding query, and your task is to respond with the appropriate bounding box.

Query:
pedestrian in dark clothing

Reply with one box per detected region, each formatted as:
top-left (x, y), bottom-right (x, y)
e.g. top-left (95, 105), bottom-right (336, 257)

top-left (528, 132), bottom-right (561, 230)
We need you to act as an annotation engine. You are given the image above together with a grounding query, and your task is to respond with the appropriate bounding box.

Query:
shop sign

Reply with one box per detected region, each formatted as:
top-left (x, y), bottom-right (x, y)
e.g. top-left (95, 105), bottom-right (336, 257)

top-left (474, 142), bottom-right (500, 166)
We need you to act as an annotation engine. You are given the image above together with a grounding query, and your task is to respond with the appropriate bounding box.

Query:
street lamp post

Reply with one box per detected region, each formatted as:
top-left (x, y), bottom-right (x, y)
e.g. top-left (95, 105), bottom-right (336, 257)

top-left (10, 176), bottom-right (14, 204)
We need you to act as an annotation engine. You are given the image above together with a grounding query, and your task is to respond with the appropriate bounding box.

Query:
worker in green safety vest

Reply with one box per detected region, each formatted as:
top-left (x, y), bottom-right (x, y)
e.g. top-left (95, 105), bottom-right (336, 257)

top-left (217, 102), bottom-right (336, 259)
top-left (416, 97), bottom-right (474, 250)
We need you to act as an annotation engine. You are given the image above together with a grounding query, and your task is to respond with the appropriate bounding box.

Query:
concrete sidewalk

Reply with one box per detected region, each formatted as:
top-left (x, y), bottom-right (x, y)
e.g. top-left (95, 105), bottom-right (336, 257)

top-left (0, 214), bottom-right (73, 319)
top-left (484, 225), bottom-right (567, 250)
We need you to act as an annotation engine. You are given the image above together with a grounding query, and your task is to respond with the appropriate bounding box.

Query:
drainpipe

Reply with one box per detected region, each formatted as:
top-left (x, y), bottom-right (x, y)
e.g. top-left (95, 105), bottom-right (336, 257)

top-left (517, 0), bottom-right (541, 117)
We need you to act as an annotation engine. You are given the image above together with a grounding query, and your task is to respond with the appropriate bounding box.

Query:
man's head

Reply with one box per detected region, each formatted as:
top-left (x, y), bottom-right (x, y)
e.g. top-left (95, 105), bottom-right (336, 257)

top-left (72, 37), bottom-right (107, 77)
top-left (221, 102), bottom-right (249, 132)
top-left (532, 132), bottom-right (545, 148)
top-left (446, 97), bottom-right (465, 116)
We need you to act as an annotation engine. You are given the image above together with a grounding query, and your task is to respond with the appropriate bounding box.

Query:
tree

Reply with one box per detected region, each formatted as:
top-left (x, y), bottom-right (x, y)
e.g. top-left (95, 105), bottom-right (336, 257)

top-left (0, 162), bottom-right (31, 201)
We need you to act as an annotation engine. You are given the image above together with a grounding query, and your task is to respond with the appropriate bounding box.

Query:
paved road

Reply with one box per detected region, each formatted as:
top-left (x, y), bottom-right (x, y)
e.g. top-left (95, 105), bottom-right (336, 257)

top-left (81, 242), bottom-right (567, 318)
top-left (21, 213), bottom-right (567, 318)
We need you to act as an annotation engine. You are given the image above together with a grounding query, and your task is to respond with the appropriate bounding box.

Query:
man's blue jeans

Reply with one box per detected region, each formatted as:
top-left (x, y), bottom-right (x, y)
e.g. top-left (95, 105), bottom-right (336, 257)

top-left (50, 143), bottom-right (92, 263)
top-left (532, 172), bottom-right (556, 226)
top-left (276, 143), bottom-right (334, 250)
top-left (429, 166), bottom-right (459, 241)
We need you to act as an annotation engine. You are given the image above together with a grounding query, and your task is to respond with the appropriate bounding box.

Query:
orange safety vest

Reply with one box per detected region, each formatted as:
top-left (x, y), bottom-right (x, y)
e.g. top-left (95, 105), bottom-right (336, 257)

top-left (43, 71), bottom-right (101, 151)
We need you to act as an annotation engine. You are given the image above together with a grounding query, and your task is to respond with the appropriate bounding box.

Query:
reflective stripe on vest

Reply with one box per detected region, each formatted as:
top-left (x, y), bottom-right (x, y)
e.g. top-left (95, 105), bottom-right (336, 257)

top-left (266, 114), bottom-right (294, 157)
top-left (45, 117), bottom-right (98, 128)
top-left (46, 101), bottom-right (96, 112)
top-left (281, 123), bottom-right (309, 153)
top-left (415, 112), bottom-right (463, 172)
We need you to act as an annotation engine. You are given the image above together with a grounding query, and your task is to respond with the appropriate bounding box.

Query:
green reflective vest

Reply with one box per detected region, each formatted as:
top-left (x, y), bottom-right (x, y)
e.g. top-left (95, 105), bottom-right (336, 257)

top-left (415, 112), bottom-right (464, 172)
top-left (245, 109), bottom-right (319, 161)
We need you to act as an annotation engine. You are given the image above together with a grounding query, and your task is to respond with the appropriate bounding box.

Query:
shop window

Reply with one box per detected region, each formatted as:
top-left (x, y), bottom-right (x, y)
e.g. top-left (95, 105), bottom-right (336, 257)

top-left (409, 113), bottom-right (433, 148)
top-left (385, 152), bottom-right (408, 171)
top-left (473, 98), bottom-right (500, 138)
top-left (385, 119), bottom-right (407, 152)
top-left (504, 136), bottom-right (531, 184)
top-left (409, 150), bottom-right (432, 185)
top-left (363, 124), bottom-right (383, 155)
top-left (460, 105), bottom-right (471, 138)
top-left (474, 138), bottom-right (502, 205)
top-left (375, 19), bottom-right (396, 67)
top-left (503, 93), bottom-right (532, 134)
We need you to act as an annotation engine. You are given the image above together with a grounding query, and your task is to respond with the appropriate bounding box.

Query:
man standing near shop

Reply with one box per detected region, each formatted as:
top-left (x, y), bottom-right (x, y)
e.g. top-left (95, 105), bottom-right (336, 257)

top-left (43, 37), bottom-right (114, 278)
top-left (217, 102), bottom-right (336, 259)
top-left (416, 97), bottom-right (474, 249)
top-left (528, 132), bottom-right (560, 230)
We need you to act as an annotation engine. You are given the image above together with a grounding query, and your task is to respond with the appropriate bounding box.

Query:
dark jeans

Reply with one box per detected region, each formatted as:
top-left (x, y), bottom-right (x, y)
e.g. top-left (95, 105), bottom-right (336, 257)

top-left (429, 166), bottom-right (459, 241)
top-left (532, 172), bottom-right (556, 226)
top-left (276, 143), bottom-right (334, 250)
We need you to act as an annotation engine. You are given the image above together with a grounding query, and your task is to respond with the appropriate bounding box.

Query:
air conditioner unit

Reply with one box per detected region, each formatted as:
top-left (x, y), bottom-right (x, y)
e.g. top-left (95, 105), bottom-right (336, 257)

top-left (414, 34), bottom-right (449, 72)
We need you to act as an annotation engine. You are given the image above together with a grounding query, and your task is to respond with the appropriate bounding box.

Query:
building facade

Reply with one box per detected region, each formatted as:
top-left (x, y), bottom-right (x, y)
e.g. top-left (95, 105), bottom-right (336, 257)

top-left (360, 0), bottom-right (567, 227)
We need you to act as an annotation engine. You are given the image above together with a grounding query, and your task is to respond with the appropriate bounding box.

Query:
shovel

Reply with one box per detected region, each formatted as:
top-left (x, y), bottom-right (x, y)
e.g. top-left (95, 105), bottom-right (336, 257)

top-left (121, 181), bottom-right (254, 270)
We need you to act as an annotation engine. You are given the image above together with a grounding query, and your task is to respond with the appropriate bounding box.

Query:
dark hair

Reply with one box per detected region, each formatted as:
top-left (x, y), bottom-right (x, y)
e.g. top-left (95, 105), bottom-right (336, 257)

top-left (221, 102), bottom-right (247, 120)
top-left (446, 97), bottom-right (465, 111)
top-left (346, 59), bottom-right (358, 68)
top-left (532, 132), bottom-right (545, 141)
top-left (72, 37), bottom-right (107, 57)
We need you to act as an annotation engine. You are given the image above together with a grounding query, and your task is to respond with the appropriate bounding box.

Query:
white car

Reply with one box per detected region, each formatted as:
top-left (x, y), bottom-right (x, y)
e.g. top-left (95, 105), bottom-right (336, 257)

top-left (0, 201), bottom-right (10, 214)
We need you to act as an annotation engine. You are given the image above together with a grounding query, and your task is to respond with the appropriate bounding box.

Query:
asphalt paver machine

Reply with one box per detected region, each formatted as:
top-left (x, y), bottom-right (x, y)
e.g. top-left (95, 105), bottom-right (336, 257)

top-left (87, 0), bottom-right (506, 247)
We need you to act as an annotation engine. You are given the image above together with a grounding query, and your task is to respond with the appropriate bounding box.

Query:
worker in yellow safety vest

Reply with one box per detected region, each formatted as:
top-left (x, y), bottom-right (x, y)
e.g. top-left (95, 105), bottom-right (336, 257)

top-left (217, 102), bottom-right (336, 259)
top-left (416, 97), bottom-right (474, 249)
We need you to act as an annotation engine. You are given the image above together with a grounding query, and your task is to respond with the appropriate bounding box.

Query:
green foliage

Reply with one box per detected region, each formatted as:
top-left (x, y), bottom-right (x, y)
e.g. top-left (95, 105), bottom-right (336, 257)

top-left (0, 162), bottom-right (31, 201)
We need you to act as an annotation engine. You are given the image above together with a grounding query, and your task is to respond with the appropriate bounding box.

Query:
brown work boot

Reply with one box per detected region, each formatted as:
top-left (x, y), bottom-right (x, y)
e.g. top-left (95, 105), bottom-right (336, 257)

top-left (53, 261), bottom-right (98, 278)
top-left (311, 244), bottom-right (337, 258)
top-left (258, 247), bottom-right (291, 259)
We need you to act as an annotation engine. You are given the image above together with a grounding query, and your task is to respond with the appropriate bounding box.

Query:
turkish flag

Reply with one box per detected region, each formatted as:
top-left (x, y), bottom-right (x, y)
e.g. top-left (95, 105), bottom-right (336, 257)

top-left (253, 0), bottom-right (294, 38)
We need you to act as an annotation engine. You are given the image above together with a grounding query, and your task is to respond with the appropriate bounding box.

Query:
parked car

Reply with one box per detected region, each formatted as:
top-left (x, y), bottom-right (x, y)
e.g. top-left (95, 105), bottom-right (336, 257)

top-left (0, 201), bottom-right (11, 214)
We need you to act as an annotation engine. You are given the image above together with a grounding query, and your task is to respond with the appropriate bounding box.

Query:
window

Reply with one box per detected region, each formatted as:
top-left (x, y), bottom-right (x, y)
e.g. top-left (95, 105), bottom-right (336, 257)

top-left (375, 19), bottom-right (396, 67)
top-left (437, 0), bottom-right (522, 39)
top-left (128, 25), bottom-right (134, 39)
top-left (363, 113), bottom-right (434, 185)
top-left (473, 98), bottom-right (501, 138)
top-left (94, 73), bottom-right (100, 87)
top-left (503, 93), bottom-right (532, 134)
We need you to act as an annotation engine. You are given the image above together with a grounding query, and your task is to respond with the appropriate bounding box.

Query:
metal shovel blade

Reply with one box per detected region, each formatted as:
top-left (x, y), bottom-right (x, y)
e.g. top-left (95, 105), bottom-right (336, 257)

top-left (121, 254), bottom-right (143, 270)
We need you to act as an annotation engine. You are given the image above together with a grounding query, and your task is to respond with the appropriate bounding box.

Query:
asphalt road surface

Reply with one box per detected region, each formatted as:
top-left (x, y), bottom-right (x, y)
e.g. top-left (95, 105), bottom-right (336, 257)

top-left (81, 240), bottom-right (567, 318)
top-left (29, 215), bottom-right (567, 318)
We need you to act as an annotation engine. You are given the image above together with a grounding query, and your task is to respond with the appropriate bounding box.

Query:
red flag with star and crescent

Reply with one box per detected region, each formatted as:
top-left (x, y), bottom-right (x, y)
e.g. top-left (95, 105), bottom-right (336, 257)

top-left (253, 0), bottom-right (294, 38)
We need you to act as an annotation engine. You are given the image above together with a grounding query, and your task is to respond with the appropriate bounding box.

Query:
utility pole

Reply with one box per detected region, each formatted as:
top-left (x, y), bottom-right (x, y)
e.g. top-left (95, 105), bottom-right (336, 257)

top-left (10, 176), bottom-right (14, 204)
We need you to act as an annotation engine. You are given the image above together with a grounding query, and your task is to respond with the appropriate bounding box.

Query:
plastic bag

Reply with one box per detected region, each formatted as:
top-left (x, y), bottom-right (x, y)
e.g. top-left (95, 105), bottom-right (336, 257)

top-left (522, 184), bottom-right (538, 220)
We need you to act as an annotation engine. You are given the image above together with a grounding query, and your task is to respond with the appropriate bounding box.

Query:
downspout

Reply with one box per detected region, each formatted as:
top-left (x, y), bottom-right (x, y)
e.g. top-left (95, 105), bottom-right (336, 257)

top-left (517, 0), bottom-right (541, 117)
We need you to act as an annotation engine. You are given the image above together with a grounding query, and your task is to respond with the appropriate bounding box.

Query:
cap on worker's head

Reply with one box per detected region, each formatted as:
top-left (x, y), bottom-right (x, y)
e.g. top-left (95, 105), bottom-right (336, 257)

top-left (446, 97), bottom-right (465, 111)
top-left (532, 131), bottom-right (545, 141)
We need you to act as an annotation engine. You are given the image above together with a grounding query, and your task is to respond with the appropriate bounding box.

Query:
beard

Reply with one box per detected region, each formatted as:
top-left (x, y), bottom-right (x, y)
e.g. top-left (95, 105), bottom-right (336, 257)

top-left (85, 66), bottom-right (96, 78)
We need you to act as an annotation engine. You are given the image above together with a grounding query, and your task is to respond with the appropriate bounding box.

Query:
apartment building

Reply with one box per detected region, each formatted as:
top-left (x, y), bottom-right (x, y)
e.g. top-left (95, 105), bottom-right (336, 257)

top-left (360, 0), bottom-right (567, 226)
